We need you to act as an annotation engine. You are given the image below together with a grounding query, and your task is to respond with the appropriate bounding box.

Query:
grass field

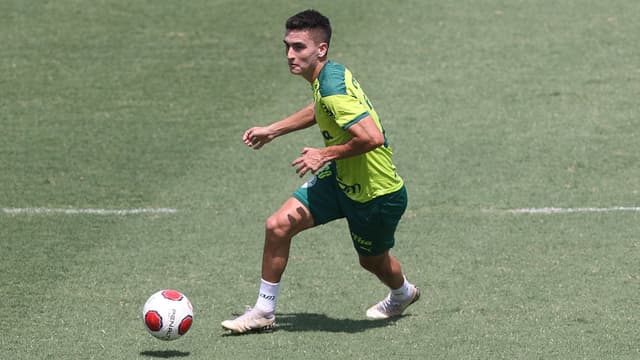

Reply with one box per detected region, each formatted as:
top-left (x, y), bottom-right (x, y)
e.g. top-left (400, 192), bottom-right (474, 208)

top-left (2, 1), bottom-right (639, 359)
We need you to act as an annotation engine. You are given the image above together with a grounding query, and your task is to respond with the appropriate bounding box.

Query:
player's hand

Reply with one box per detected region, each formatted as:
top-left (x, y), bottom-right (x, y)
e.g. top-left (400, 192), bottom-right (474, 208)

top-left (292, 147), bottom-right (328, 177)
top-left (243, 126), bottom-right (275, 150)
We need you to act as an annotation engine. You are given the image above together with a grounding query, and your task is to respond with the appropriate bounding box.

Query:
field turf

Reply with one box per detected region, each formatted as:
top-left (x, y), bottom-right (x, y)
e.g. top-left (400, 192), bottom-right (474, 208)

top-left (2, 1), bottom-right (639, 359)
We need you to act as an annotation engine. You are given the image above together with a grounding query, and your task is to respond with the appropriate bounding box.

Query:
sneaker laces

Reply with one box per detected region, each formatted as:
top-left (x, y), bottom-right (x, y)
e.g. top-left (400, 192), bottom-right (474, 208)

top-left (377, 294), bottom-right (403, 313)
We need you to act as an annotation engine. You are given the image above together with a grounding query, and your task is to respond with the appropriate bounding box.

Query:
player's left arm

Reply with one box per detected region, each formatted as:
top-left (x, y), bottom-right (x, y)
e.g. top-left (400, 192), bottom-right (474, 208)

top-left (292, 115), bottom-right (383, 177)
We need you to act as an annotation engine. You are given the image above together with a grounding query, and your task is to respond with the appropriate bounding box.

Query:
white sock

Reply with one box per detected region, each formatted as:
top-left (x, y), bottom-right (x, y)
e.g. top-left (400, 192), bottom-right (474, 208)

top-left (254, 278), bottom-right (280, 314)
top-left (390, 275), bottom-right (413, 302)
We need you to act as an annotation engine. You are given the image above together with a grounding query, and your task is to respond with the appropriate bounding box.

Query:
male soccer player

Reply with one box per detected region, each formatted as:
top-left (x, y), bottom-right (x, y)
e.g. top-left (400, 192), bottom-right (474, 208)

top-left (221, 9), bottom-right (419, 333)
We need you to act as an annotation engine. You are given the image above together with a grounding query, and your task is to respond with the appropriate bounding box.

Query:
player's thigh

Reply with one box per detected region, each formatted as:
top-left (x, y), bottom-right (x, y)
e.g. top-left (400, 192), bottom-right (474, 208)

top-left (292, 166), bottom-right (344, 225)
top-left (267, 197), bottom-right (315, 236)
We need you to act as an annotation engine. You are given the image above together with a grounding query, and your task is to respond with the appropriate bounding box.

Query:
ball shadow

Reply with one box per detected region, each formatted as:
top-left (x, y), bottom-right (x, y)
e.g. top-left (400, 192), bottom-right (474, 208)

top-left (140, 350), bottom-right (191, 358)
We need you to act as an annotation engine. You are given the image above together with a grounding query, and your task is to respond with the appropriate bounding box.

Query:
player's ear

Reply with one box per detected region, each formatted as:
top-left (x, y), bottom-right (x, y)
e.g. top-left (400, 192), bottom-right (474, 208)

top-left (318, 43), bottom-right (328, 58)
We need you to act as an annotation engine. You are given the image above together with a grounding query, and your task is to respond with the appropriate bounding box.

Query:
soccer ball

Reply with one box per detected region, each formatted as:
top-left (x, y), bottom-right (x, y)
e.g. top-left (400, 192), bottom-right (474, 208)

top-left (142, 289), bottom-right (194, 341)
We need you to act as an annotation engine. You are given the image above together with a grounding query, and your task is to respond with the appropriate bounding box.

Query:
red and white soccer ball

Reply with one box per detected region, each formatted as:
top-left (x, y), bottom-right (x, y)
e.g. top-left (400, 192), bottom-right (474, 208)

top-left (143, 290), bottom-right (194, 341)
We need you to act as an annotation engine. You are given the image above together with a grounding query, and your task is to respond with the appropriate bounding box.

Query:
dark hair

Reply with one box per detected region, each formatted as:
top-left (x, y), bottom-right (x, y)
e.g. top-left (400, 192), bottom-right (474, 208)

top-left (286, 9), bottom-right (332, 45)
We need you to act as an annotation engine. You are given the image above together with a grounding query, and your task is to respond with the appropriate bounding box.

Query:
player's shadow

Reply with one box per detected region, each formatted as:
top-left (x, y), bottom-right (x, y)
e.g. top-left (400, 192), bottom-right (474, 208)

top-left (139, 350), bottom-right (190, 358)
top-left (275, 312), bottom-right (405, 333)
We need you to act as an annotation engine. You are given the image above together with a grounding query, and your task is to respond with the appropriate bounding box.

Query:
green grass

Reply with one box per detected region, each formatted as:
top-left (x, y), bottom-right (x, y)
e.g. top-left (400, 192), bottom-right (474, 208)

top-left (2, 1), bottom-right (639, 359)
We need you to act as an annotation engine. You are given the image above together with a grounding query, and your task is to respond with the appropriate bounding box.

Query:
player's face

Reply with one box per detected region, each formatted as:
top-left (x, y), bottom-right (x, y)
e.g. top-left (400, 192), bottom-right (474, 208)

top-left (284, 29), bottom-right (327, 81)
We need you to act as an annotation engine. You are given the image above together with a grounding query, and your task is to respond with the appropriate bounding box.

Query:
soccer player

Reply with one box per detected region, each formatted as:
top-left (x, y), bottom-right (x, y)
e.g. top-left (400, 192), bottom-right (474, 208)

top-left (221, 9), bottom-right (419, 333)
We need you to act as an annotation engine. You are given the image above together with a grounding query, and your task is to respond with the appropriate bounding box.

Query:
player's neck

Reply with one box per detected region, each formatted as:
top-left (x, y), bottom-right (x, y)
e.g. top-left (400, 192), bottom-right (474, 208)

top-left (303, 59), bottom-right (328, 83)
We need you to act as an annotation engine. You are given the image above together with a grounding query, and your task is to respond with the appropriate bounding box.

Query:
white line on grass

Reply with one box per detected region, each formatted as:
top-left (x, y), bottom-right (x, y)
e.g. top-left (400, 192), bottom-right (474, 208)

top-left (507, 207), bottom-right (640, 214)
top-left (2, 207), bottom-right (178, 215)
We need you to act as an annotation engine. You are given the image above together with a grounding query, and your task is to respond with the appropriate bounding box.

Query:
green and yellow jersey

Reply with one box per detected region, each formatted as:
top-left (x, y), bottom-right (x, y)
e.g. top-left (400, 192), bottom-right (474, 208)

top-left (312, 61), bottom-right (403, 203)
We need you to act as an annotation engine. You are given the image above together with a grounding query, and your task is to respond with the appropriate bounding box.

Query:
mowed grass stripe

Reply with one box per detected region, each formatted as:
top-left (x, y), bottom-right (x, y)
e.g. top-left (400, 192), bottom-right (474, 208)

top-left (2, 207), bottom-right (178, 215)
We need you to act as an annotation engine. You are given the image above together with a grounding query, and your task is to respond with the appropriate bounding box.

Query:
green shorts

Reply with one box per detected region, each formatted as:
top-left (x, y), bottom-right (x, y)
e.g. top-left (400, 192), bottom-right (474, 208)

top-left (292, 164), bottom-right (407, 256)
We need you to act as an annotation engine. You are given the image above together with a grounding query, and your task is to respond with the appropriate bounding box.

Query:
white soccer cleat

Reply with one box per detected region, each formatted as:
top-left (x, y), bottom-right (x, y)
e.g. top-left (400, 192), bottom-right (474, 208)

top-left (366, 286), bottom-right (420, 319)
top-left (221, 307), bottom-right (276, 334)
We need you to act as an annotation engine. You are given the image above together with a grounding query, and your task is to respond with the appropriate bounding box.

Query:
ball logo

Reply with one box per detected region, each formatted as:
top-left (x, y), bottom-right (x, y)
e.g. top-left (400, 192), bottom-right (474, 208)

top-left (161, 290), bottom-right (184, 301)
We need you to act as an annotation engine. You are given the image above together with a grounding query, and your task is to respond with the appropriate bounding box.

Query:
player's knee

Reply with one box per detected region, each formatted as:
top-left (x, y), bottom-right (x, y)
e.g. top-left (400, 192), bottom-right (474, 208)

top-left (265, 212), bottom-right (293, 239)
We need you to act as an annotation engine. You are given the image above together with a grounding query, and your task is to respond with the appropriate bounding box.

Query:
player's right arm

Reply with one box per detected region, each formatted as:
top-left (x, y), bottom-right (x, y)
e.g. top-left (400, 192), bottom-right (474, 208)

top-left (243, 102), bottom-right (315, 150)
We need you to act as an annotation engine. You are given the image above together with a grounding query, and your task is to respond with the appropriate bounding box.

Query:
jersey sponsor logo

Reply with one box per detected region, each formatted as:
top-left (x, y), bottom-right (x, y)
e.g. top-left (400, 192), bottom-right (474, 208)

top-left (338, 179), bottom-right (361, 194)
top-left (321, 102), bottom-right (334, 118)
